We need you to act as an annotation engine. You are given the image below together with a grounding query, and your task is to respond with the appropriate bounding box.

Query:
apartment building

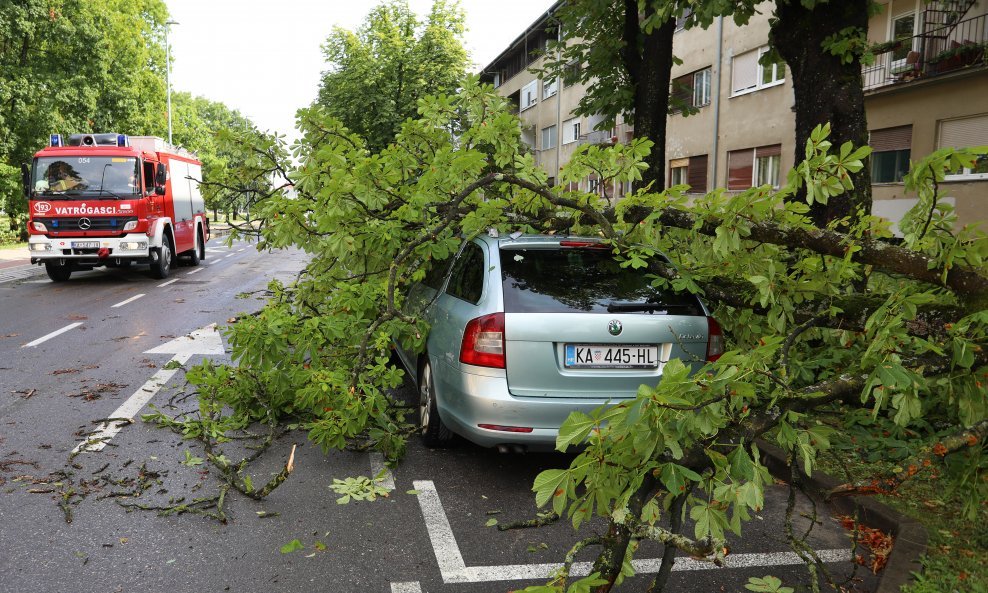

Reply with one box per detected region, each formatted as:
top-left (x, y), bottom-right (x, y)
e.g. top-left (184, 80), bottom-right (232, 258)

top-left (480, 0), bottom-right (988, 228)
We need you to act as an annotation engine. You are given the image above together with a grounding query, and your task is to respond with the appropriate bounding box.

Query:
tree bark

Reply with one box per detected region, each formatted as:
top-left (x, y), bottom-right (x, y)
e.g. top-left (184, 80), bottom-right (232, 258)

top-left (770, 0), bottom-right (872, 227)
top-left (623, 3), bottom-right (675, 193)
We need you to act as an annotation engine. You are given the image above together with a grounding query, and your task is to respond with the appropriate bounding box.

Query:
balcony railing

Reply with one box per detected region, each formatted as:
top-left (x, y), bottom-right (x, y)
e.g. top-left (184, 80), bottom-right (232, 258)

top-left (862, 13), bottom-right (987, 91)
top-left (577, 129), bottom-right (617, 146)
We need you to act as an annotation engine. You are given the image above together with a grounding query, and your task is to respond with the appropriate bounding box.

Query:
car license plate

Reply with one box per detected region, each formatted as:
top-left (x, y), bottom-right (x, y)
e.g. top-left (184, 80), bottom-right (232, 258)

top-left (72, 241), bottom-right (100, 249)
top-left (564, 344), bottom-right (659, 369)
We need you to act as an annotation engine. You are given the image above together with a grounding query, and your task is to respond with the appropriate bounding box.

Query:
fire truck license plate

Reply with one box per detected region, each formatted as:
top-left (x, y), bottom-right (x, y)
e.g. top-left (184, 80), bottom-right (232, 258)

top-left (564, 344), bottom-right (659, 369)
top-left (71, 241), bottom-right (100, 249)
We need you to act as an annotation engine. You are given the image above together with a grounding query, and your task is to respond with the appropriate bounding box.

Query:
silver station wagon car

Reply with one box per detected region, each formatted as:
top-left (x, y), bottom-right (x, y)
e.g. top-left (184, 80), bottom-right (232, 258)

top-left (395, 234), bottom-right (723, 451)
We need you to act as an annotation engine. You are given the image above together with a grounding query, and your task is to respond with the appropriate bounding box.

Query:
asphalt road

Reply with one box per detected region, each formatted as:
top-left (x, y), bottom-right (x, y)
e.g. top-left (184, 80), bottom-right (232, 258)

top-left (0, 240), bottom-right (879, 593)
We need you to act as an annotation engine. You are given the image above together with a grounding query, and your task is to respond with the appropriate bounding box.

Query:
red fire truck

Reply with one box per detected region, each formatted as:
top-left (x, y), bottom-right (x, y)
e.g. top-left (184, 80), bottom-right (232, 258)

top-left (23, 133), bottom-right (209, 282)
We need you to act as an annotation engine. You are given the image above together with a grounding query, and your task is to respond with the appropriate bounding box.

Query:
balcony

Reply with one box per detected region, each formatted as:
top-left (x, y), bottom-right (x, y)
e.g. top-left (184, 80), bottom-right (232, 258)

top-left (862, 12), bottom-right (987, 92)
top-left (577, 129), bottom-right (617, 147)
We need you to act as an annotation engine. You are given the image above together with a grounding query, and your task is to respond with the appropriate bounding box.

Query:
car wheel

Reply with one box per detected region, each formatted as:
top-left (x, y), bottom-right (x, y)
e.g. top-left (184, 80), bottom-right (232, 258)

top-left (44, 261), bottom-right (72, 282)
top-left (419, 361), bottom-right (453, 447)
top-left (151, 234), bottom-right (173, 279)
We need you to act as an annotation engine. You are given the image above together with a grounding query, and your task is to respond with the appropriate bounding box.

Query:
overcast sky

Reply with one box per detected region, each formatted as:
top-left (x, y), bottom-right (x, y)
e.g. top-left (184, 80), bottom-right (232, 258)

top-left (163, 0), bottom-right (556, 141)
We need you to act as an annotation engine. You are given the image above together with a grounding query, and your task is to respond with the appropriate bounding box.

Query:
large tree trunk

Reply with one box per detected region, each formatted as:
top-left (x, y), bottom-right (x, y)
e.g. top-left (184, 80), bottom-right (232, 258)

top-left (620, 1), bottom-right (675, 193)
top-left (770, 0), bottom-right (872, 227)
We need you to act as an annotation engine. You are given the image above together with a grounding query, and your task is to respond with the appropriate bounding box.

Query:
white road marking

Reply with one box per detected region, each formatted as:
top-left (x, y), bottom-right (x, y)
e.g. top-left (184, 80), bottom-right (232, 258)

top-left (236, 248), bottom-right (245, 253)
top-left (369, 452), bottom-right (395, 490)
top-left (73, 353), bottom-right (189, 454)
top-left (411, 479), bottom-right (853, 584)
top-left (224, 253), bottom-right (236, 259)
top-left (157, 279), bottom-right (179, 287)
top-left (185, 267), bottom-right (204, 276)
top-left (22, 322), bottom-right (83, 348)
top-left (390, 583), bottom-right (422, 593)
top-left (111, 293), bottom-right (146, 308)
top-left (73, 325), bottom-right (227, 453)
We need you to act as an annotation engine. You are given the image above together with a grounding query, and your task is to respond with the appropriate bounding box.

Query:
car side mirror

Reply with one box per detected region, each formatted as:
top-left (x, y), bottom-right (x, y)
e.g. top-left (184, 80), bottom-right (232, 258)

top-left (155, 185), bottom-right (165, 196)
top-left (21, 164), bottom-right (31, 198)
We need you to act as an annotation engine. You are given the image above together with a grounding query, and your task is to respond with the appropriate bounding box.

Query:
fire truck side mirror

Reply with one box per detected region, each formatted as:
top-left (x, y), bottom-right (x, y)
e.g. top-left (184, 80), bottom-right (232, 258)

top-left (156, 163), bottom-right (167, 186)
top-left (155, 185), bottom-right (166, 196)
top-left (21, 163), bottom-right (31, 198)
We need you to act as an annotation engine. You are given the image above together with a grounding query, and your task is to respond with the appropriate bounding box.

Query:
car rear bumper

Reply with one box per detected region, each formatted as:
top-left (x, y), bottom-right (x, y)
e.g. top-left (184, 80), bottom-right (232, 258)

top-left (433, 358), bottom-right (630, 449)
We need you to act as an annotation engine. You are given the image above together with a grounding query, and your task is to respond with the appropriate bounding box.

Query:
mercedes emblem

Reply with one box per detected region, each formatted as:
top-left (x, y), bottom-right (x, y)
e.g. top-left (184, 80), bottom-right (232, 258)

top-left (78, 217), bottom-right (92, 230)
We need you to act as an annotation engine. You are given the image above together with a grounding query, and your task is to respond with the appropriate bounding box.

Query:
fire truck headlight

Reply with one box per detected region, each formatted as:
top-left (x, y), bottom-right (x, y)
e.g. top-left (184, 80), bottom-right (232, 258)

top-left (32, 222), bottom-right (47, 232)
top-left (29, 243), bottom-right (51, 252)
top-left (123, 220), bottom-right (138, 231)
top-left (120, 242), bottom-right (147, 250)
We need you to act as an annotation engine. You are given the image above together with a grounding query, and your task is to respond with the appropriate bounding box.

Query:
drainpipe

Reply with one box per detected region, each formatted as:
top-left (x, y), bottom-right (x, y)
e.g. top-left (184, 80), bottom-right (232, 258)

top-left (711, 16), bottom-right (724, 188)
top-left (555, 23), bottom-right (563, 182)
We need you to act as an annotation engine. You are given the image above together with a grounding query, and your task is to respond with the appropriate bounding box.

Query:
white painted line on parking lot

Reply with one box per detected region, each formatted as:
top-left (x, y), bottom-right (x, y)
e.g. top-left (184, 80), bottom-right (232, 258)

top-left (186, 268), bottom-right (204, 276)
top-left (22, 322), bottom-right (83, 348)
top-left (157, 279), bottom-right (179, 288)
top-left (390, 583), bottom-right (422, 593)
top-left (411, 479), bottom-right (852, 584)
top-left (369, 452), bottom-right (395, 490)
top-left (73, 324), bottom-right (226, 454)
top-left (412, 480), bottom-right (469, 583)
top-left (111, 293), bottom-right (146, 308)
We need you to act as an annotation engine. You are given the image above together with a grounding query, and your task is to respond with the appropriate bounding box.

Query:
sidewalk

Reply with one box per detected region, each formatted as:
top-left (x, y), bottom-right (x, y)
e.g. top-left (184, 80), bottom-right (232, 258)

top-left (0, 244), bottom-right (31, 270)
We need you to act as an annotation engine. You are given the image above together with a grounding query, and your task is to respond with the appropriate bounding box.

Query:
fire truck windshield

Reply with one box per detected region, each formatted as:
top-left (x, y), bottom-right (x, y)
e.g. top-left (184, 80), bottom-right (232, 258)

top-left (32, 156), bottom-right (140, 199)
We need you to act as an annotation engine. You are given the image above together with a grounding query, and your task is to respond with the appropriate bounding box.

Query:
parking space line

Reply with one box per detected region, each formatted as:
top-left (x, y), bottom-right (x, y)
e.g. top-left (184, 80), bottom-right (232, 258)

top-left (111, 293), bottom-right (146, 308)
top-left (412, 479), bottom-right (852, 584)
top-left (157, 279), bottom-right (179, 287)
top-left (370, 452), bottom-right (395, 490)
top-left (412, 480), bottom-right (469, 583)
top-left (22, 322), bottom-right (83, 348)
top-left (390, 583), bottom-right (422, 593)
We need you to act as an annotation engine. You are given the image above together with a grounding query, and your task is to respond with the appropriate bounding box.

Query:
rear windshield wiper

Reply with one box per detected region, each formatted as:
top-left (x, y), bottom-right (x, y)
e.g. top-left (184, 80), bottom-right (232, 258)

top-left (606, 301), bottom-right (696, 314)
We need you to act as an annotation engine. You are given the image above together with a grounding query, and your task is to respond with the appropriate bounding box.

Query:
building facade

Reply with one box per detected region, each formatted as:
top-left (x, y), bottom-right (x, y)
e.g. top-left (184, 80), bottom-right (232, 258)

top-left (480, 0), bottom-right (988, 228)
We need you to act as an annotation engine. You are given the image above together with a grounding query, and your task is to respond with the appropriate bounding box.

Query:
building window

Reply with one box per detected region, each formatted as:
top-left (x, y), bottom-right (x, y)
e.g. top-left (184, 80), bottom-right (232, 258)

top-left (521, 80), bottom-right (538, 110)
top-left (728, 146), bottom-right (780, 189)
top-left (563, 118), bottom-right (581, 144)
top-left (672, 67), bottom-right (712, 112)
top-left (732, 46), bottom-right (785, 96)
top-left (668, 155), bottom-right (708, 192)
top-left (675, 7), bottom-right (694, 31)
top-left (542, 77), bottom-right (558, 99)
top-left (870, 125), bottom-right (912, 183)
top-left (564, 61), bottom-right (582, 87)
top-left (541, 124), bottom-right (557, 150)
top-left (940, 115), bottom-right (988, 179)
top-left (587, 175), bottom-right (600, 194)
top-left (890, 13), bottom-right (917, 64)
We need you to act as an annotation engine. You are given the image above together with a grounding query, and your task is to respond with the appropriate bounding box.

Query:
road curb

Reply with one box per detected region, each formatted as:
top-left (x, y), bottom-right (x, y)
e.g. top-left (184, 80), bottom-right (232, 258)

top-left (758, 441), bottom-right (927, 592)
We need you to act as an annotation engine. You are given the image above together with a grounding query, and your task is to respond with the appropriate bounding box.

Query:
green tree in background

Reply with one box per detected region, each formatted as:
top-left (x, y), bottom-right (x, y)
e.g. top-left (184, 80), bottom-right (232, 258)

top-left (315, 0), bottom-right (469, 152)
top-left (0, 0), bottom-right (168, 239)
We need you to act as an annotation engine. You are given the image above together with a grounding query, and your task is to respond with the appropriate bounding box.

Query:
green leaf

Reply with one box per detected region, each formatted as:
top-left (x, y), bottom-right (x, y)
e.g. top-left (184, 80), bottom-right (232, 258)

top-left (279, 539), bottom-right (304, 554)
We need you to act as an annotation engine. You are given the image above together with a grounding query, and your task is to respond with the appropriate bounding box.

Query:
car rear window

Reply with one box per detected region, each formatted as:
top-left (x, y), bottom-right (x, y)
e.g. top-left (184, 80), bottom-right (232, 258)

top-left (500, 247), bottom-right (703, 314)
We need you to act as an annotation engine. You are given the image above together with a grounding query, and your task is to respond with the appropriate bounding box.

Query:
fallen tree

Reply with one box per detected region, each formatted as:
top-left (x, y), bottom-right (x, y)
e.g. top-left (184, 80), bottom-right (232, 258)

top-left (179, 83), bottom-right (986, 592)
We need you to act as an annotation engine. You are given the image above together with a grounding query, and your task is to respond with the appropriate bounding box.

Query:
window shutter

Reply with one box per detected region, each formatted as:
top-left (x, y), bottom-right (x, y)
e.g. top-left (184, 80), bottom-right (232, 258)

top-left (688, 154), bottom-right (708, 192)
top-left (755, 144), bottom-right (781, 158)
top-left (728, 149), bottom-right (754, 190)
top-left (939, 115), bottom-right (988, 148)
top-left (669, 158), bottom-right (689, 168)
top-left (870, 126), bottom-right (912, 151)
top-left (732, 50), bottom-right (759, 93)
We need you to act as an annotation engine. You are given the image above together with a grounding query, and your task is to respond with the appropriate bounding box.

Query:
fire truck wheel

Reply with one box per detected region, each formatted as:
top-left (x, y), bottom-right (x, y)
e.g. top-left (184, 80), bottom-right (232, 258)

top-left (188, 231), bottom-right (203, 266)
top-left (151, 235), bottom-right (174, 279)
top-left (44, 261), bottom-right (72, 282)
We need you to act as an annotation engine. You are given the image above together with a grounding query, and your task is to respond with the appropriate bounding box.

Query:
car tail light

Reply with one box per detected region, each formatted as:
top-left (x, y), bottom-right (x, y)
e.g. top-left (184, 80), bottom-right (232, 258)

top-left (706, 316), bottom-right (724, 362)
top-left (460, 312), bottom-right (505, 369)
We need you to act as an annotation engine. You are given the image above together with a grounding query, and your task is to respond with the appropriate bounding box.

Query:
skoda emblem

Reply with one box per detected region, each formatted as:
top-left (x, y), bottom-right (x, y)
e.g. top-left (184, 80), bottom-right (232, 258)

top-left (78, 217), bottom-right (92, 230)
top-left (607, 319), bottom-right (623, 336)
